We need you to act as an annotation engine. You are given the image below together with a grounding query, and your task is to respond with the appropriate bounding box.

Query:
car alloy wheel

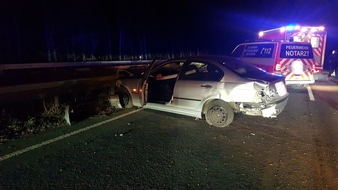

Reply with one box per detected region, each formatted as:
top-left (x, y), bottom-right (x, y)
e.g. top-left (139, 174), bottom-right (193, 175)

top-left (205, 101), bottom-right (234, 127)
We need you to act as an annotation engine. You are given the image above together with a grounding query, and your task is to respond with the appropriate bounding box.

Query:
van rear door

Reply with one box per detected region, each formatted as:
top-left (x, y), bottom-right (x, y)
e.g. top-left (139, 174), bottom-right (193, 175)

top-left (276, 43), bottom-right (315, 85)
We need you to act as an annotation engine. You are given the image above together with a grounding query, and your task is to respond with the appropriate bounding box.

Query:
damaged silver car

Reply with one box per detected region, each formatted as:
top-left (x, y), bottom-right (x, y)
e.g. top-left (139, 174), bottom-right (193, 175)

top-left (114, 56), bottom-right (289, 127)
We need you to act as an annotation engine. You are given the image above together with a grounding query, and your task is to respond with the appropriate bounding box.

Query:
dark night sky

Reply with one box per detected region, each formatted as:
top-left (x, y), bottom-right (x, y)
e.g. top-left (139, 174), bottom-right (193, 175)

top-left (0, 0), bottom-right (338, 63)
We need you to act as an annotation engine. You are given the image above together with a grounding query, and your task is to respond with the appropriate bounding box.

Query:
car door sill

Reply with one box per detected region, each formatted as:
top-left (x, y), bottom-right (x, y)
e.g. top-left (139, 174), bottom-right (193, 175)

top-left (144, 103), bottom-right (201, 118)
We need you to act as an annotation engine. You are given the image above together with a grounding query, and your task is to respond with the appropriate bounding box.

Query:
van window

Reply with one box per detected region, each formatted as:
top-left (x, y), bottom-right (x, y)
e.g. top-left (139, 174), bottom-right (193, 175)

top-left (280, 44), bottom-right (314, 58)
top-left (242, 44), bottom-right (274, 58)
top-left (231, 45), bottom-right (244, 57)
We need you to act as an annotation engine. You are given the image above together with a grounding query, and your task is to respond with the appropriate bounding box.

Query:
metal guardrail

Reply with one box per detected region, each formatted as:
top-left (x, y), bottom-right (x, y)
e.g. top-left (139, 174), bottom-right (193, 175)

top-left (0, 60), bottom-right (154, 71)
top-left (0, 60), bottom-right (159, 105)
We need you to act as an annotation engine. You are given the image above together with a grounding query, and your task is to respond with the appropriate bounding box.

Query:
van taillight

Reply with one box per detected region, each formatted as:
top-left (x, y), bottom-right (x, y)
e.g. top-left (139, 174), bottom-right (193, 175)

top-left (275, 63), bottom-right (281, 71)
top-left (312, 64), bottom-right (316, 70)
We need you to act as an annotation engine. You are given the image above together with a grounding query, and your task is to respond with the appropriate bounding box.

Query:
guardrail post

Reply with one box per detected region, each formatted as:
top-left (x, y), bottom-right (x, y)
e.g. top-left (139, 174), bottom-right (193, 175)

top-left (64, 105), bottom-right (71, 125)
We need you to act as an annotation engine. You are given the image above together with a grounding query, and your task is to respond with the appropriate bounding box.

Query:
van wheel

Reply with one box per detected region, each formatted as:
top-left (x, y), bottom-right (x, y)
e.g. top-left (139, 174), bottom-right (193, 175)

top-left (118, 88), bottom-right (133, 108)
top-left (205, 100), bottom-right (234, 127)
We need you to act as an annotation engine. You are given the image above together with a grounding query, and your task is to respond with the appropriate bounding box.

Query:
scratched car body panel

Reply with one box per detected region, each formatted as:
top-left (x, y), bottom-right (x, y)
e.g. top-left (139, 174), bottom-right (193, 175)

top-left (115, 56), bottom-right (289, 127)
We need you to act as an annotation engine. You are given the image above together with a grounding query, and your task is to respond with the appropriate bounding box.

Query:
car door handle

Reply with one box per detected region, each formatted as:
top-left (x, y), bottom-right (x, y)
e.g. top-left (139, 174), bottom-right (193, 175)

top-left (201, 84), bottom-right (212, 88)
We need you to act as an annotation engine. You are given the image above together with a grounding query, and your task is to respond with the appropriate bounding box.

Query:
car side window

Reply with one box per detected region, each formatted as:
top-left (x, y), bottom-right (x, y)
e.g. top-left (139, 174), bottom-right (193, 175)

top-left (179, 62), bottom-right (223, 81)
top-left (178, 62), bottom-right (202, 81)
top-left (151, 61), bottom-right (183, 80)
top-left (205, 63), bottom-right (224, 81)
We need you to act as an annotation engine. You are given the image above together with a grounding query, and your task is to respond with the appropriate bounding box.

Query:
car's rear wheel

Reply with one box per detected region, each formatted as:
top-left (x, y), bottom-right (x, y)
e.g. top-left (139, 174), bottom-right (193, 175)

top-left (205, 100), bottom-right (234, 127)
top-left (118, 88), bottom-right (133, 108)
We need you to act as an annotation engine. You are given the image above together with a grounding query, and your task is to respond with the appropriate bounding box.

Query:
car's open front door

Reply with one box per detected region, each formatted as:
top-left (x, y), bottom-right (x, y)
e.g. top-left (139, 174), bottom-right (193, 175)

top-left (138, 60), bottom-right (166, 107)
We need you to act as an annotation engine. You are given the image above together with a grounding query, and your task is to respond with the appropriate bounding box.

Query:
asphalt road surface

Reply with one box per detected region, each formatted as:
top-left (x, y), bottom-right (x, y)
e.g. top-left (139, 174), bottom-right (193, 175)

top-left (0, 77), bottom-right (338, 189)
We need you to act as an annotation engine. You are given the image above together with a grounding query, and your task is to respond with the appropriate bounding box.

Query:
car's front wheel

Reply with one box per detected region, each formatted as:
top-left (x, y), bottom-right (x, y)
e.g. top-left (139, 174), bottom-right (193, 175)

top-left (117, 88), bottom-right (133, 108)
top-left (205, 100), bottom-right (234, 127)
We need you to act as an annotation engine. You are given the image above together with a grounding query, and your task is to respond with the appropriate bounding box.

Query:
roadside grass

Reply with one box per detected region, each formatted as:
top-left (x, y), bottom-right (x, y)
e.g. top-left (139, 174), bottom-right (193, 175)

top-left (0, 103), bottom-right (118, 144)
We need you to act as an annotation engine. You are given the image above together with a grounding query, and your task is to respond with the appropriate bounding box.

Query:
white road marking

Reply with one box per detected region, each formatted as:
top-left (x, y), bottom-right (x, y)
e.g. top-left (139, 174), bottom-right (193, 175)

top-left (0, 108), bottom-right (143, 162)
top-left (307, 85), bottom-right (315, 101)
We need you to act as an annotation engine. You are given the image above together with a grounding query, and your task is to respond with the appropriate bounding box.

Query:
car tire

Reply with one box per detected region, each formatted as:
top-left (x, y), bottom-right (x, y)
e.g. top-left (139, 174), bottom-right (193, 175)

top-left (205, 100), bottom-right (234, 127)
top-left (117, 88), bottom-right (133, 108)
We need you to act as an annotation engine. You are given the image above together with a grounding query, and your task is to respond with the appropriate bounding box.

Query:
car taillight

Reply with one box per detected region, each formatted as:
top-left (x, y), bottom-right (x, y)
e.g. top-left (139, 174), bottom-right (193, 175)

top-left (275, 81), bottom-right (287, 96)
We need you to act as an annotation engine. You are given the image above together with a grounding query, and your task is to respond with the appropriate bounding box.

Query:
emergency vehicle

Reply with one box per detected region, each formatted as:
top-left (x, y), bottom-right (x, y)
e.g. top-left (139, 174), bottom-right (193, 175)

top-left (258, 25), bottom-right (327, 73)
top-left (231, 41), bottom-right (315, 85)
